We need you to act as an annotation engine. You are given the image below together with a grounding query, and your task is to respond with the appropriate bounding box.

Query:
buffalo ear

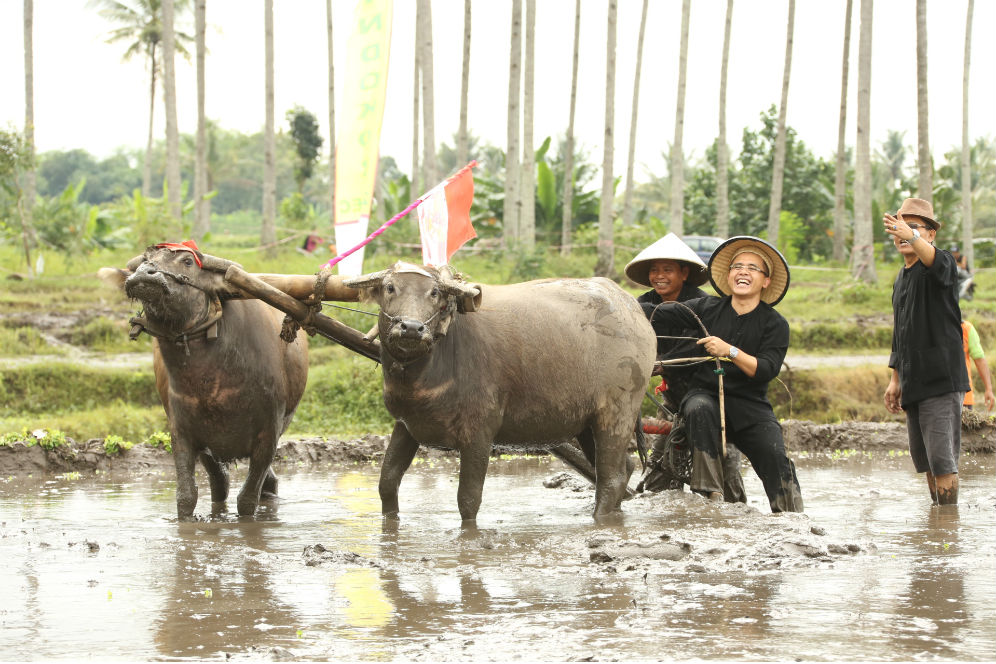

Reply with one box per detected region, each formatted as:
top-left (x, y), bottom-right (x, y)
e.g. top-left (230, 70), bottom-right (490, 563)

top-left (97, 267), bottom-right (130, 292)
top-left (456, 284), bottom-right (483, 313)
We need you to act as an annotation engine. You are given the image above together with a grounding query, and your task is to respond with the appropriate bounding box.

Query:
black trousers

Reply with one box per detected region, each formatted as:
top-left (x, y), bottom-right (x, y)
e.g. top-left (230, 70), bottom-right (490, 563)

top-left (684, 391), bottom-right (803, 513)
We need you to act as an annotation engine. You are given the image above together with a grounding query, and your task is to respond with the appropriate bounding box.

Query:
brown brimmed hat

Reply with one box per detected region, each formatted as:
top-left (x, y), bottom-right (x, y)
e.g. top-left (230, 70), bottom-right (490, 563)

top-left (624, 233), bottom-right (709, 288)
top-left (895, 197), bottom-right (940, 230)
top-left (708, 236), bottom-right (790, 305)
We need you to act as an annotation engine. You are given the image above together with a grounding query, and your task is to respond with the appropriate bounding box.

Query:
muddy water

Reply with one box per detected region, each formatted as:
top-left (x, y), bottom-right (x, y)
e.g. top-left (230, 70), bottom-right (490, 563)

top-left (1, 455), bottom-right (993, 661)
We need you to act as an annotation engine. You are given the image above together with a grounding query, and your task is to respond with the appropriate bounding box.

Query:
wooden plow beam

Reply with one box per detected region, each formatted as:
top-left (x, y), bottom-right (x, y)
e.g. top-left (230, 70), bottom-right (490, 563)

top-left (223, 266), bottom-right (381, 363)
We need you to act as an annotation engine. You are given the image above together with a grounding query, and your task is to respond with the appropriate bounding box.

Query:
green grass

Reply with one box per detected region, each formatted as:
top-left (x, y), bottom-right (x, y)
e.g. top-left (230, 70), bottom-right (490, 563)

top-left (1, 241), bottom-right (993, 441)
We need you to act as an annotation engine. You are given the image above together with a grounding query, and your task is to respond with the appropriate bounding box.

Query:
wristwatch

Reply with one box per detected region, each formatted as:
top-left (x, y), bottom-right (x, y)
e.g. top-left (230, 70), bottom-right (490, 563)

top-left (911, 229), bottom-right (921, 242)
top-left (728, 346), bottom-right (739, 359)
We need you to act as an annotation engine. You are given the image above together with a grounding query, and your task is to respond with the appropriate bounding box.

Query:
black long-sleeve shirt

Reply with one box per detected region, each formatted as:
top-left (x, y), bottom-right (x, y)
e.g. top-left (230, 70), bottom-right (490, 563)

top-left (643, 295), bottom-right (789, 430)
top-left (636, 283), bottom-right (709, 358)
top-left (889, 249), bottom-right (970, 407)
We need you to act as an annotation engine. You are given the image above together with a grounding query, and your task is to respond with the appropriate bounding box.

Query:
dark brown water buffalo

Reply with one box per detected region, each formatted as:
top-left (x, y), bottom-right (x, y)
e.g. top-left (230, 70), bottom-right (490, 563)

top-left (345, 262), bottom-right (657, 522)
top-left (99, 245), bottom-right (308, 518)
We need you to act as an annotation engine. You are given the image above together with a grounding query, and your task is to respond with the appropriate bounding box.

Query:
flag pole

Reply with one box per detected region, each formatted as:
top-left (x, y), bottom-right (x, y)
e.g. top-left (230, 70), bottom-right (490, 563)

top-left (324, 160), bottom-right (477, 270)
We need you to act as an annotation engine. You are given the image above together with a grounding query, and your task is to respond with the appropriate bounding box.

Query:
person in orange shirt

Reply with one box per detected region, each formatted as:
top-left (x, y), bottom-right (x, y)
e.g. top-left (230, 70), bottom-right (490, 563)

top-left (961, 319), bottom-right (994, 412)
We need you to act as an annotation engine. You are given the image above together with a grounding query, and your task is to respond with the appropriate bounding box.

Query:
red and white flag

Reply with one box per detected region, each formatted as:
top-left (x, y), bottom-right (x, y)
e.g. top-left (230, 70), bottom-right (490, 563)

top-left (417, 166), bottom-right (476, 265)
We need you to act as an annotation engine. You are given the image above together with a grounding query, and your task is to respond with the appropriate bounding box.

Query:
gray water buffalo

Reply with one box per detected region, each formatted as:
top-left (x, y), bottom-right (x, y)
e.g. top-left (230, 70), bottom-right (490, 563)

top-left (99, 244), bottom-right (308, 518)
top-left (345, 262), bottom-right (657, 522)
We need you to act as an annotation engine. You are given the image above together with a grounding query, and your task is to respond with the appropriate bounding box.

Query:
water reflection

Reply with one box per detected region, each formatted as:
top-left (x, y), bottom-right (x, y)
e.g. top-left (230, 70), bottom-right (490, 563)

top-left (154, 518), bottom-right (303, 658)
top-left (892, 506), bottom-right (967, 657)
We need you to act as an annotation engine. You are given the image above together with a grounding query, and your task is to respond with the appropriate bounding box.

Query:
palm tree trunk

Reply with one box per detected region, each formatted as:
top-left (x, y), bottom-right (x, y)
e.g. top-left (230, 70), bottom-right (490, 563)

top-left (22, 0), bottom-right (36, 277)
top-left (193, 0), bottom-right (209, 239)
top-left (327, 0), bottom-right (336, 226)
top-left (833, 0), bottom-right (853, 263)
top-left (419, 0), bottom-right (437, 189)
top-left (916, 0), bottom-right (931, 202)
top-left (716, 0), bottom-right (733, 239)
top-left (767, 0), bottom-right (795, 248)
top-left (851, 0), bottom-right (876, 284)
top-left (457, 0), bottom-right (471, 167)
top-left (143, 46), bottom-right (157, 199)
top-left (261, 0), bottom-right (277, 256)
top-left (520, 0), bottom-right (536, 250)
top-left (162, 0), bottom-right (182, 229)
top-left (961, 0), bottom-right (974, 269)
top-left (595, 0), bottom-right (617, 277)
top-left (503, 0), bottom-right (522, 248)
top-left (622, 0), bottom-right (649, 227)
top-left (560, 0), bottom-right (581, 256)
top-left (411, 10), bottom-right (421, 193)
top-left (669, 0), bottom-right (691, 237)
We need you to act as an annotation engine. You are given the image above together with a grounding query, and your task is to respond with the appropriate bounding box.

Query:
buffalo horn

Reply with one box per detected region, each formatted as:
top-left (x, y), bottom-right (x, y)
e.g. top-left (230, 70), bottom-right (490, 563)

top-left (199, 254), bottom-right (244, 273)
top-left (343, 269), bottom-right (391, 290)
top-left (125, 254), bottom-right (146, 271)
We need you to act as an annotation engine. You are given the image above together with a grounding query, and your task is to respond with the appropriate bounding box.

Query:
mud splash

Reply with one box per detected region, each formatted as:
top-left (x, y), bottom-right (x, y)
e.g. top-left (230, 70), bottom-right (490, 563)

top-left (1, 454), bottom-right (993, 661)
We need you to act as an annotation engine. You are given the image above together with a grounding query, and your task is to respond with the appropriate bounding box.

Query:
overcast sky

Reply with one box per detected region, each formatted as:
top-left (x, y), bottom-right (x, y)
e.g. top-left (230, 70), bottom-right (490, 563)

top-left (2, 0), bottom-right (994, 186)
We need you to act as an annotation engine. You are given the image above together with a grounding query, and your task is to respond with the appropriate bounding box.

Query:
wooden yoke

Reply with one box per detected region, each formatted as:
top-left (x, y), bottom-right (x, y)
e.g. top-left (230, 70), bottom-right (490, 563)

top-left (224, 266), bottom-right (381, 363)
top-left (227, 273), bottom-right (361, 303)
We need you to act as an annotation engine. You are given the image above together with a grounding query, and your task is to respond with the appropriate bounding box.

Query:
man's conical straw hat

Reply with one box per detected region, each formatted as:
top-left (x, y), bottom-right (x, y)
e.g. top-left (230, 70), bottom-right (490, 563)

top-left (624, 233), bottom-right (709, 288)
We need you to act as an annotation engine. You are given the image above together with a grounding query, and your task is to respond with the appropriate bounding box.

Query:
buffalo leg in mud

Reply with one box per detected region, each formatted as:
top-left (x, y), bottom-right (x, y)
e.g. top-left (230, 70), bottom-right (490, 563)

top-left (199, 450), bottom-right (230, 506)
top-left (379, 422), bottom-right (421, 517)
top-left (592, 426), bottom-right (634, 516)
top-left (457, 441), bottom-right (492, 522)
top-left (173, 437), bottom-right (199, 519)
top-left (236, 432), bottom-right (277, 516)
top-left (261, 467), bottom-right (279, 499)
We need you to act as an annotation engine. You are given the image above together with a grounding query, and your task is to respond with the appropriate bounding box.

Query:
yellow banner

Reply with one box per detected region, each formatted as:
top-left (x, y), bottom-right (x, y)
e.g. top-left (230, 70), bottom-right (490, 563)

top-left (334, 0), bottom-right (393, 274)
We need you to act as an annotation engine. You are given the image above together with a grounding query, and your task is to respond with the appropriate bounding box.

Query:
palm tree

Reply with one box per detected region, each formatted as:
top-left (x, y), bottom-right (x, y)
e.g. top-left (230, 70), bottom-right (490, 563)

top-left (503, 0), bottom-right (522, 247)
top-left (851, 0), bottom-right (875, 284)
top-left (876, 129), bottom-right (909, 187)
top-left (716, 0), bottom-right (733, 240)
top-left (411, 11), bottom-right (421, 194)
top-left (595, 0), bottom-right (617, 277)
top-left (326, 0), bottom-right (336, 226)
top-left (457, 0), bottom-right (471, 167)
top-left (669, 0), bottom-right (691, 236)
top-left (92, 0), bottom-right (192, 199)
top-left (192, 0), bottom-right (208, 239)
top-left (520, 0), bottom-right (536, 250)
top-left (622, 0), bottom-right (648, 227)
top-left (418, 0), bottom-right (437, 189)
top-left (23, 0), bottom-right (36, 276)
top-left (961, 0), bottom-right (974, 269)
top-left (261, 0), bottom-right (277, 255)
top-left (561, 0), bottom-right (581, 256)
top-left (833, 0), bottom-right (853, 263)
top-left (162, 0), bottom-right (182, 226)
top-left (915, 0), bottom-right (931, 201)
top-left (767, 0), bottom-right (795, 247)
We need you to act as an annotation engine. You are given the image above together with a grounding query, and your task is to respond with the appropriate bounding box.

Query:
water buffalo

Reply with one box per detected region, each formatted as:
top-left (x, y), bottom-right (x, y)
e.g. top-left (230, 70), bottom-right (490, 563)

top-left (99, 244), bottom-right (308, 518)
top-left (345, 262), bottom-right (657, 522)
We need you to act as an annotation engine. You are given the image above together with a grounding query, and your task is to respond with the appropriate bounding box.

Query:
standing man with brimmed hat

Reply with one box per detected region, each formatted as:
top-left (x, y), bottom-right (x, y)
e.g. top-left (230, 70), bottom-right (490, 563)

top-left (642, 236), bottom-right (803, 513)
top-left (883, 198), bottom-right (970, 505)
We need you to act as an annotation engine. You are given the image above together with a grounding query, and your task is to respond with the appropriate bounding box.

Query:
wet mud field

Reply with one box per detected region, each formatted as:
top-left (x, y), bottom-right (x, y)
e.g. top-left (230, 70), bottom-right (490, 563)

top-left (1, 437), bottom-right (994, 662)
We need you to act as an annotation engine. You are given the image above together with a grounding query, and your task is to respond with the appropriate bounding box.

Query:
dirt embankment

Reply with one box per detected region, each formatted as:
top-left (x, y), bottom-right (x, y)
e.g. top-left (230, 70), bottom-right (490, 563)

top-left (1, 417), bottom-right (992, 477)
